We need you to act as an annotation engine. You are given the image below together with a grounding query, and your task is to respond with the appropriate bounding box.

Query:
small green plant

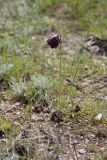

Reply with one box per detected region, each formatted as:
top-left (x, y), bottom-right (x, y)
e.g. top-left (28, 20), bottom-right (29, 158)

top-left (0, 115), bottom-right (20, 139)
top-left (10, 77), bottom-right (27, 96)
top-left (31, 74), bottom-right (53, 90)
top-left (0, 58), bottom-right (13, 76)
top-left (29, 74), bottom-right (53, 102)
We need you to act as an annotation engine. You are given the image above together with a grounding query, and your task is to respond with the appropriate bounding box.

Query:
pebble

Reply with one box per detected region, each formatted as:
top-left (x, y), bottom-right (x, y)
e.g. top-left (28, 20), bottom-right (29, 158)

top-left (78, 149), bottom-right (86, 154)
top-left (95, 113), bottom-right (103, 121)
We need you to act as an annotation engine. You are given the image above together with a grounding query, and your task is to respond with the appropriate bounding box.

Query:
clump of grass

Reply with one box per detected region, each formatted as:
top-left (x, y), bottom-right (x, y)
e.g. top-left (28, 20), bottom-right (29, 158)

top-left (0, 58), bottom-right (13, 77)
top-left (9, 74), bottom-right (54, 105)
top-left (0, 114), bottom-right (20, 140)
top-left (10, 77), bottom-right (27, 96)
top-left (31, 74), bottom-right (53, 90)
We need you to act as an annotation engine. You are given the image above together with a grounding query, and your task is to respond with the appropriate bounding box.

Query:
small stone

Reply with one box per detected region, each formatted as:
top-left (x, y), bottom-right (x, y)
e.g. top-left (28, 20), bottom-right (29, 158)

top-left (78, 149), bottom-right (86, 154)
top-left (15, 102), bottom-right (21, 106)
top-left (89, 134), bottom-right (96, 138)
top-left (95, 113), bottom-right (103, 121)
top-left (73, 140), bottom-right (78, 144)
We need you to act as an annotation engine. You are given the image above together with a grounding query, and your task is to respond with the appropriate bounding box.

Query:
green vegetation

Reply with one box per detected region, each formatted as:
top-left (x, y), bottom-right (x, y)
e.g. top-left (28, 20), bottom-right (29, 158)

top-left (0, 0), bottom-right (107, 159)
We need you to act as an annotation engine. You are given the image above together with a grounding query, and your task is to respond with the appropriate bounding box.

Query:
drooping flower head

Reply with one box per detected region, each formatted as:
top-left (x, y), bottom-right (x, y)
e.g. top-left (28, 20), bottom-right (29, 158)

top-left (47, 34), bottom-right (60, 48)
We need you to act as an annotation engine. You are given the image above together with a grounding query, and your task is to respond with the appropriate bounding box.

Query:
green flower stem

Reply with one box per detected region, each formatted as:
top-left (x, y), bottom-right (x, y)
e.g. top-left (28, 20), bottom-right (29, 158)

top-left (58, 35), bottom-right (62, 107)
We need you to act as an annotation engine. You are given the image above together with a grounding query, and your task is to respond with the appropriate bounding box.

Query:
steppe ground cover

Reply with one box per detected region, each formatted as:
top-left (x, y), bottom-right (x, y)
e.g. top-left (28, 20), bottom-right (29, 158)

top-left (0, 0), bottom-right (107, 159)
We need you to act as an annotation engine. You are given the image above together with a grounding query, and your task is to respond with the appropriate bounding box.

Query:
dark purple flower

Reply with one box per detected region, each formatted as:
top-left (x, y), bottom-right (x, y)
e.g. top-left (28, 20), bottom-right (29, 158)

top-left (47, 34), bottom-right (60, 48)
